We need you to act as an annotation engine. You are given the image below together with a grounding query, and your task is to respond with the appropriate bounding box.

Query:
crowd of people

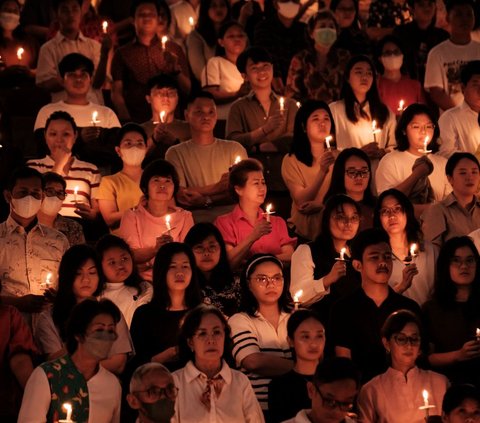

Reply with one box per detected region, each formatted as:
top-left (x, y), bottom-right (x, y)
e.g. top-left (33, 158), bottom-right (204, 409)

top-left (3, 0), bottom-right (480, 422)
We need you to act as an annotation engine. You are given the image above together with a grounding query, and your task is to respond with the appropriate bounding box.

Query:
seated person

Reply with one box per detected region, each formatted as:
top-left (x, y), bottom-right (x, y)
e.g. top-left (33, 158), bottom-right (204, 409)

top-left (34, 53), bottom-right (120, 168)
top-left (111, 0), bottom-right (191, 123)
top-left (282, 357), bottom-right (360, 423)
top-left (141, 73), bottom-right (191, 164)
top-left (441, 384), bottom-right (480, 423)
top-left (35, 0), bottom-right (109, 105)
top-left (127, 363), bottom-right (178, 423)
top-left (165, 91), bottom-right (247, 222)
top-left (37, 171), bottom-right (86, 246)
top-left (97, 123), bottom-right (146, 233)
top-left (215, 159), bottom-right (296, 270)
top-left (330, 228), bottom-right (420, 383)
top-left (0, 166), bottom-right (69, 314)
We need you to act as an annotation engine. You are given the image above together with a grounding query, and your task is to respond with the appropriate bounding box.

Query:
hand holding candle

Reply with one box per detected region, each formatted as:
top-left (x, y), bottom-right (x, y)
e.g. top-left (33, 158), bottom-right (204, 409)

top-left (336, 247), bottom-right (347, 261)
top-left (419, 389), bottom-right (435, 420)
top-left (59, 403), bottom-right (74, 423)
top-left (293, 289), bottom-right (303, 310)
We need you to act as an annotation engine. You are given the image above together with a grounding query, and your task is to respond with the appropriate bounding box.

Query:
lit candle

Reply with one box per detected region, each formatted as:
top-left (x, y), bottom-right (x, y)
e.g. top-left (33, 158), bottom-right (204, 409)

top-left (63, 403), bottom-right (73, 422)
top-left (339, 247), bottom-right (347, 261)
top-left (264, 203), bottom-right (274, 222)
top-left (42, 272), bottom-right (52, 290)
top-left (423, 389), bottom-right (429, 408)
top-left (234, 155), bottom-right (241, 165)
top-left (161, 35), bottom-right (168, 50)
top-left (371, 119), bottom-right (381, 144)
top-left (397, 99), bottom-right (405, 112)
top-left (293, 289), bottom-right (303, 310)
top-left (418, 136), bottom-right (432, 154)
top-left (165, 214), bottom-right (171, 232)
top-left (476, 328), bottom-right (480, 341)
top-left (419, 389), bottom-right (435, 420)
top-left (102, 21), bottom-right (108, 34)
top-left (16, 47), bottom-right (24, 61)
top-left (188, 16), bottom-right (195, 30)
top-left (91, 111), bottom-right (100, 126)
top-left (159, 110), bottom-right (166, 123)
top-left (73, 186), bottom-right (79, 204)
top-left (410, 243), bottom-right (417, 258)
top-left (325, 135), bottom-right (332, 151)
top-left (279, 97), bottom-right (285, 114)
top-left (296, 101), bottom-right (301, 108)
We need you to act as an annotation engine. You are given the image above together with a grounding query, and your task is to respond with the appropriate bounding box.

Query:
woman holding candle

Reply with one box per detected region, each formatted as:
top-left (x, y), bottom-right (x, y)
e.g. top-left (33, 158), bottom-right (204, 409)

top-left (172, 304), bottom-right (264, 422)
top-left (33, 245), bottom-right (134, 376)
top-left (268, 309), bottom-right (325, 423)
top-left (215, 159), bottom-right (297, 270)
top-left (119, 159), bottom-right (194, 282)
top-left (324, 147), bottom-right (376, 231)
top-left (357, 309), bottom-right (448, 423)
top-left (130, 242), bottom-right (202, 371)
top-left (184, 223), bottom-right (241, 316)
top-left (97, 123), bottom-right (146, 233)
top-left (374, 189), bottom-right (436, 305)
top-left (281, 100), bottom-right (337, 241)
top-left (229, 254), bottom-right (294, 418)
top-left (96, 234), bottom-right (152, 328)
top-left (376, 104), bottom-right (450, 215)
top-left (19, 299), bottom-right (122, 423)
top-left (290, 194), bottom-right (361, 324)
top-left (423, 236), bottom-right (480, 387)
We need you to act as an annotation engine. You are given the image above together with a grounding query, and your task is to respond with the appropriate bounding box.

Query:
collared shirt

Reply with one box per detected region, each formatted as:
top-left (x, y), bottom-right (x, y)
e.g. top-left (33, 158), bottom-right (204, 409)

top-left (0, 216), bottom-right (69, 296)
top-left (422, 192), bottom-right (480, 249)
top-left (215, 205), bottom-right (296, 258)
top-left (358, 367), bottom-right (448, 423)
top-left (172, 360), bottom-right (264, 423)
top-left (35, 31), bottom-right (102, 104)
top-left (438, 101), bottom-right (480, 158)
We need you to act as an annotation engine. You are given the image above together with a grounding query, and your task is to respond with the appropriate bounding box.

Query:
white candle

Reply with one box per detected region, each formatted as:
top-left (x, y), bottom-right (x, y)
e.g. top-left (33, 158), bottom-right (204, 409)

top-left (419, 389), bottom-right (435, 419)
top-left (265, 203), bottom-right (273, 222)
top-left (165, 214), bottom-right (171, 232)
top-left (296, 101), bottom-right (301, 108)
top-left (410, 243), bottom-right (417, 258)
top-left (234, 155), bottom-right (241, 165)
top-left (422, 389), bottom-right (429, 408)
top-left (279, 97), bottom-right (285, 114)
top-left (397, 99), bottom-right (405, 112)
top-left (102, 21), bottom-right (108, 34)
top-left (63, 403), bottom-right (72, 422)
top-left (159, 110), bottom-right (166, 123)
top-left (188, 16), bottom-right (195, 29)
top-left (74, 186), bottom-right (79, 204)
top-left (91, 111), bottom-right (100, 126)
top-left (45, 272), bottom-right (52, 288)
top-left (16, 47), bottom-right (24, 61)
top-left (161, 35), bottom-right (168, 50)
top-left (293, 289), bottom-right (303, 310)
top-left (476, 328), bottom-right (480, 341)
top-left (325, 135), bottom-right (332, 150)
top-left (340, 247), bottom-right (346, 261)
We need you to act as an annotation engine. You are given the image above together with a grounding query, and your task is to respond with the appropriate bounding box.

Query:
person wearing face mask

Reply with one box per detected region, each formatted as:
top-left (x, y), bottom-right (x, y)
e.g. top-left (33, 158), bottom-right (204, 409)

top-left (97, 123), bottom-right (146, 233)
top-left (285, 10), bottom-right (350, 105)
top-left (38, 171), bottom-right (86, 245)
top-left (0, 166), bottom-right (69, 315)
top-left (376, 35), bottom-right (425, 117)
top-left (18, 299), bottom-right (122, 423)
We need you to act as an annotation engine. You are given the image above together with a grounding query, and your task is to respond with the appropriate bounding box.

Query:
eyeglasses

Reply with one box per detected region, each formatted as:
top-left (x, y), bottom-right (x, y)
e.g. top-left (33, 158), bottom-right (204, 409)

top-left (345, 169), bottom-right (370, 179)
top-left (193, 244), bottom-right (220, 255)
top-left (332, 214), bottom-right (361, 225)
top-left (450, 257), bottom-right (477, 268)
top-left (314, 385), bottom-right (354, 412)
top-left (409, 123), bottom-right (435, 131)
top-left (379, 205), bottom-right (403, 217)
top-left (381, 49), bottom-right (402, 57)
top-left (44, 187), bottom-right (67, 200)
top-left (133, 384), bottom-right (179, 401)
top-left (392, 333), bottom-right (421, 346)
top-left (249, 274), bottom-right (284, 286)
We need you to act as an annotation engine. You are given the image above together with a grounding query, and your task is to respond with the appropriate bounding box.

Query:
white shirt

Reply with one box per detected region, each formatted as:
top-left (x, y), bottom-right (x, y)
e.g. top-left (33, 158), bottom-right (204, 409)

top-left (281, 409), bottom-right (356, 423)
top-left (172, 360), bottom-right (265, 423)
top-left (424, 39), bottom-right (480, 108)
top-left (18, 364), bottom-right (121, 423)
top-left (34, 101), bottom-right (120, 130)
top-left (468, 228), bottom-right (480, 253)
top-left (438, 101), bottom-right (480, 158)
top-left (375, 150), bottom-right (451, 201)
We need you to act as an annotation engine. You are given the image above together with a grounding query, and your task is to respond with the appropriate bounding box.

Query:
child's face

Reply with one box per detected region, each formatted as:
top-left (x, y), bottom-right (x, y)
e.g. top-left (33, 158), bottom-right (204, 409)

top-left (102, 247), bottom-right (133, 284)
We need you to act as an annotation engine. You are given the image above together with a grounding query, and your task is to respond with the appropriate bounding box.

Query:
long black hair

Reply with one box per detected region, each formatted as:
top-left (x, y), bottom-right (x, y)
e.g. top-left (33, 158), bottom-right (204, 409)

top-left (196, 0), bottom-right (231, 47)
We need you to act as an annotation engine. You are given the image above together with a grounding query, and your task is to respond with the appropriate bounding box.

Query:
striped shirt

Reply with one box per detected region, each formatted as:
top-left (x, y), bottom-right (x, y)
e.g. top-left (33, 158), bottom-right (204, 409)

top-left (27, 156), bottom-right (101, 218)
top-left (229, 311), bottom-right (292, 410)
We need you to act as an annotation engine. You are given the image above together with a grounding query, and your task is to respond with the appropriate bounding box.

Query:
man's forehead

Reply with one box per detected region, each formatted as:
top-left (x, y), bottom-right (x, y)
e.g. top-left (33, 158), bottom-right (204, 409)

top-left (141, 369), bottom-right (173, 387)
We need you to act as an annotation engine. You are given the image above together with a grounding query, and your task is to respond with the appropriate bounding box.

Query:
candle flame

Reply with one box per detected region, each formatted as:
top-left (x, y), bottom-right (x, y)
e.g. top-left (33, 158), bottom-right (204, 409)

top-left (46, 272), bottom-right (52, 283)
top-left (410, 243), bottom-right (417, 257)
top-left (16, 47), bottom-right (24, 60)
top-left (293, 289), bottom-right (303, 302)
top-left (422, 389), bottom-right (429, 402)
top-left (476, 328), bottom-right (480, 337)
top-left (325, 135), bottom-right (332, 149)
top-left (266, 203), bottom-right (272, 214)
top-left (74, 186), bottom-right (79, 195)
top-left (296, 101), bottom-right (301, 108)
top-left (398, 99), bottom-right (404, 111)
top-left (189, 16), bottom-right (194, 27)
top-left (161, 35), bottom-right (168, 49)
top-left (372, 120), bottom-right (377, 131)
top-left (102, 21), bottom-right (108, 33)
top-left (159, 111), bottom-right (166, 123)
top-left (424, 136), bottom-right (430, 145)
top-left (234, 155), bottom-right (241, 164)
top-left (92, 110), bottom-right (99, 123)
top-left (165, 214), bottom-right (171, 224)
top-left (279, 96), bottom-right (285, 109)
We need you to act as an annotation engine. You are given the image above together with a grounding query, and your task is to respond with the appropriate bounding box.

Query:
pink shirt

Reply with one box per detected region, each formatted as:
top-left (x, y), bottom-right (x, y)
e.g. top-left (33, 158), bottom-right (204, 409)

top-left (215, 205), bottom-right (297, 257)
top-left (377, 75), bottom-right (426, 116)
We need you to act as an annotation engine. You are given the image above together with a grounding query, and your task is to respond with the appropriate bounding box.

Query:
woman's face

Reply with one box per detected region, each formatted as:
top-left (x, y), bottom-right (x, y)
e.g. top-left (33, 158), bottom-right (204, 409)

top-left (188, 313), bottom-right (225, 364)
top-left (289, 317), bottom-right (325, 363)
top-left (306, 108), bottom-right (332, 143)
top-left (45, 119), bottom-right (77, 157)
top-left (379, 195), bottom-right (407, 236)
top-left (450, 246), bottom-right (477, 287)
top-left (447, 158), bottom-right (480, 198)
top-left (383, 322), bottom-right (421, 370)
top-left (334, 0), bottom-right (356, 28)
top-left (72, 258), bottom-right (100, 301)
top-left (348, 61), bottom-right (373, 96)
top-left (192, 235), bottom-right (221, 273)
top-left (166, 252), bottom-right (192, 293)
top-left (101, 247), bottom-right (133, 284)
top-left (219, 25), bottom-right (247, 56)
top-left (248, 261), bottom-right (284, 306)
top-left (148, 175), bottom-right (175, 202)
top-left (329, 203), bottom-right (360, 242)
top-left (344, 156), bottom-right (370, 197)
top-left (235, 171), bottom-right (267, 205)
top-left (208, 0), bottom-right (228, 24)
top-left (405, 113), bottom-right (435, 153)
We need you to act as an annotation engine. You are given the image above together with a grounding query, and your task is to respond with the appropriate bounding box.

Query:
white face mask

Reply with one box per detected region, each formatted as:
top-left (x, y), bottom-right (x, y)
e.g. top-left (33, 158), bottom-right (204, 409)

top-left (40, 196), bottom-right (63, 216)
top-left (313, 28), bottom-right (337, 48)
top-left (120, 147), bottom-right (146, 166)
top-left (381, 54), bottom-right (403, 71)
top-left (11, 195), bottom-right (42, 219)
top-left (277, 1), bottom-right (300, 19)
top-left (0, 12), bottom-right (20, 31)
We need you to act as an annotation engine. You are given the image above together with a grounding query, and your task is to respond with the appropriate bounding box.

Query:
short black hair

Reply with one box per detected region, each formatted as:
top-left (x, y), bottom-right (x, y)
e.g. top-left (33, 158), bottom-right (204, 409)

top-left (58, 53), bottom-right (94, 78)
top-left (313, 357), bottom-right (360, 388)
top-left (43, 171), bottom-right (67, 191)
top-left (351, 228), bottom-right (390, 262)
top-left (45, 111), bottom-right (78, 133)
top-left (228, 158), bottom-right (263, 202)
top-left (140, 159), bottom-right (180, 197)
top-left (187, 90), bottom-right (215, 106)
top-left (442, 384), bottom-right (480, 414)
top-left (445, 152), bottom-right (480, 177)
top-left (461, 60), bottom-right (480, 85)
top-left (287, 309), bottom-right (324, 339)
top-left (115, 123), bottom-right (148, 147)
top-left (381, 309), bottom-right (422, 340)
top-left (7, 166), bottom-right (44, 191)
top-left (131, 0), bottom-right (164, 16)
top-left (236, 47), bottom-right (273, 74)
top-left (53, 0), bottom-right (82, 11)
top-left (147, 73), bottom-right (179, 92)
